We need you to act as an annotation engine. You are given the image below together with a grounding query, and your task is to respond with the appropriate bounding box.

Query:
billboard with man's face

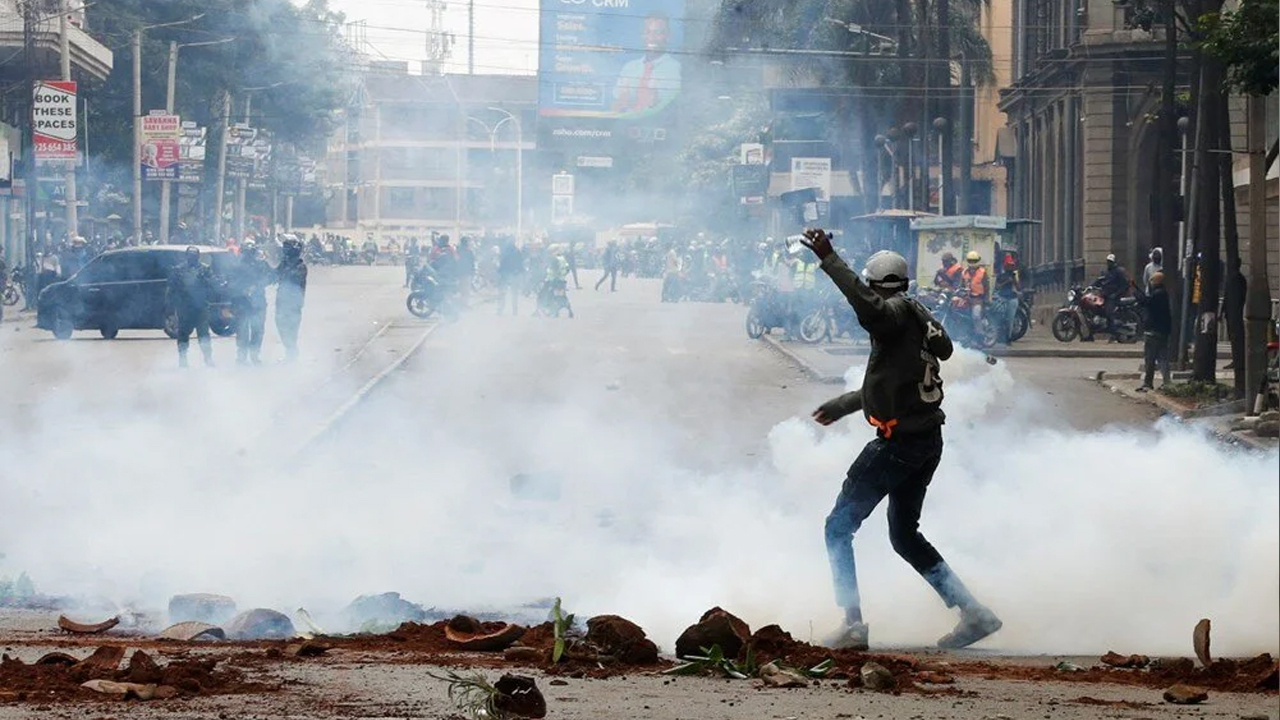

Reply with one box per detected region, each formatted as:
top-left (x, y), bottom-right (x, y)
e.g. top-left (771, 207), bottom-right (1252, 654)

top-left (539, 0), bottom-right (685, 150)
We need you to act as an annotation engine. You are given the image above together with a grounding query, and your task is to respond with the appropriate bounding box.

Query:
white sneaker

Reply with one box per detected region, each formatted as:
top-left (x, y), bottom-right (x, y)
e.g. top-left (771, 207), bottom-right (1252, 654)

top-left (824, 621), bottom-right (869, 651)
top-left (937, 606), bottom-right (1002, 649)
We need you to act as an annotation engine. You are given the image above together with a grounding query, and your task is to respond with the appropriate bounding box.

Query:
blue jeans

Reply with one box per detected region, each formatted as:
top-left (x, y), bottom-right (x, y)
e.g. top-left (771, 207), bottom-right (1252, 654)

top-left (825, 428), bottom-right (973, 613)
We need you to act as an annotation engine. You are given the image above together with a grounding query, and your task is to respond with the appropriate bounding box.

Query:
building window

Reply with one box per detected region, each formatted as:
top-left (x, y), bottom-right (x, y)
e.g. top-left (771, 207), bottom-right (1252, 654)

top-left (386, 187), bottom-right (416, 217)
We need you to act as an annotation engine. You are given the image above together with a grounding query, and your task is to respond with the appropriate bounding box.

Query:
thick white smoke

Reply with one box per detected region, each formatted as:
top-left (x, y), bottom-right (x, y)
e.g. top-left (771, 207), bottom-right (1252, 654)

top-left (0, 304), bottom-right (1274, 659)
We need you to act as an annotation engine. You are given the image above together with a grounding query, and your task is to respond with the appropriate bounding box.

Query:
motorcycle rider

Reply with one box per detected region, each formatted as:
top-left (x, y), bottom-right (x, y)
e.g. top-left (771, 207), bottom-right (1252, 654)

top-left (1137, 271), bottom-right (1172, 392)
top-left (232, 239), bottom-right (271, 365)
top-left (961, 251), bottom-right (989, 330)
top-left (1098, 253), bottom-right (1130, 332)
top-left (800, 227), bottom-right (1002, 652)
top-left (993, 254), bottom-right (1022, 343)
top-left (933, 252), bottom-right (963, 291)
top-left (540, 247), bottom-right (574, 318)
top-left (275, 235), bottom-right (308, 362)
top-left (167, 246), bottom-right (216, 368)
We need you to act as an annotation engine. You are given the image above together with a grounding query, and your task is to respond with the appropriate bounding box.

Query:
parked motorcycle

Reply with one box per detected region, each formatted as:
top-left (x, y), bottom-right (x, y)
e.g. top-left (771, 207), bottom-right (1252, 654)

top-left (1009, 289), bottom-right (1034, 342)
top-left (1052, 284), bottom-right (1141, 343)
top-left (933, 292), bottom-right (997, 350)
top-left (3, 265), bottom-right (25, 306)
top-left (745, 278), bottom-right (796, 340)
top-left (535, 278), bottom-right (574, 318)
top-left (798, 287), bottom-right (862, 344)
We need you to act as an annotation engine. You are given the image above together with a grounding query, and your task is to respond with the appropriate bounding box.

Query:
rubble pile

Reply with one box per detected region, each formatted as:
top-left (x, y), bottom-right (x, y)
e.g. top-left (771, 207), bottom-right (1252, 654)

top-left (0, 646), bottom-right (267, 702)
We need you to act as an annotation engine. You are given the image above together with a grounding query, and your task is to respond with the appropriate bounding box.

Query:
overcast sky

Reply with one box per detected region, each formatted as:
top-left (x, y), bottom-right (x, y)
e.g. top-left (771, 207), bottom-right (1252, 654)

top-left (320, 0), bottom-right (540, 76)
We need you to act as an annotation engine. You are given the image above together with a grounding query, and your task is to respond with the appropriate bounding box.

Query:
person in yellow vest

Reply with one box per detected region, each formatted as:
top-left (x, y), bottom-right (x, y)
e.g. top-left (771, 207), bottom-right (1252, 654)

top-left (961, 251), bottom-right (989, 327)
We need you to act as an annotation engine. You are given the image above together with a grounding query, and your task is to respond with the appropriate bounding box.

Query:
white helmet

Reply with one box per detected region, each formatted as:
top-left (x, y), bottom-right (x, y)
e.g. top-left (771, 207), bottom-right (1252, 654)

top-left (1106, 253), bottom-right (1116, 263)
top-left (862, 250), bottom-right (910, 291)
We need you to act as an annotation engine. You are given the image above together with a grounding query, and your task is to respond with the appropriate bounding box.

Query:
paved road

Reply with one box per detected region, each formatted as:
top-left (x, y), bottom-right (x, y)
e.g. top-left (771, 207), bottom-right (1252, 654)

top-left (305, 278), bottom-right (1276, 661)
top-left (0, 271), bottom-right (1272, 663)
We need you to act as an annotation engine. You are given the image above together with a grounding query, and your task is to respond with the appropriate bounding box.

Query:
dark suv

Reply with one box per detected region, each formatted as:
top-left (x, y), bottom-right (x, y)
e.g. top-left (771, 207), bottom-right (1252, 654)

top-left (37, 245), bottom-right (238, 340)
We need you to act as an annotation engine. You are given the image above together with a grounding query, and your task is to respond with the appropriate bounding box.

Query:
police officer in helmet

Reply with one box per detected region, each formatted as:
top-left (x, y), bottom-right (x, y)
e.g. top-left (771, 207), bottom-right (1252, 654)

top-left (167, 246), bottom-right (216, 367)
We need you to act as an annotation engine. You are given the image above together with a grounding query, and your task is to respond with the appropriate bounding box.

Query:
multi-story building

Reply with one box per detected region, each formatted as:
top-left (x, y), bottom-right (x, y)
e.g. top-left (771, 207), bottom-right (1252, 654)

top-left (325, 62), bottom-right (538, 240)
top-left (999, 0), bottom-right (1278, 301)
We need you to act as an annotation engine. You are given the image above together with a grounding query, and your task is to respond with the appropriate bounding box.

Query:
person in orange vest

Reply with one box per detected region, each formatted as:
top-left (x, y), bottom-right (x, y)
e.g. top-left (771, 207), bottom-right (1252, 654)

top-left (961, 250), bottom-right (989, 327)
top-left (933, 252), bottom-right (963, 291)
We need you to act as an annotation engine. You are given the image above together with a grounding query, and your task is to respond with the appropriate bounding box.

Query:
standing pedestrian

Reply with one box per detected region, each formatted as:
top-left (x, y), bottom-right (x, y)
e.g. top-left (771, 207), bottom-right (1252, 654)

top-left (595, 240), bottom-right (620, 292)
top-left (275, 235), bottom-right (308, 362)
top-left (166, 246), bottom-right (216, 368)
top-left (1142, 248), bottom-right (1163, 293)
top-left (497, 238), bottom-right (524, 316)
top-left (800, 227), bottom-right (1002, 651)
top-left (1137, 271), bottom-right (1172, 391)
top-left (457, 236), bottom-right (476, 305)
top-left (232, 240), bottom-right (271, 365)
top-left (567, 241), bottom-right (582, 290)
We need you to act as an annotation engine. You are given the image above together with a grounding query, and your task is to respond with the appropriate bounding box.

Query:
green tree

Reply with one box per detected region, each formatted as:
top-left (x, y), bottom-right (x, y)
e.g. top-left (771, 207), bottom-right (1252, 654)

top-left (81, 0), bottom-right (352, 234)
top-left (1196, 0), bottom-right (1279, 96)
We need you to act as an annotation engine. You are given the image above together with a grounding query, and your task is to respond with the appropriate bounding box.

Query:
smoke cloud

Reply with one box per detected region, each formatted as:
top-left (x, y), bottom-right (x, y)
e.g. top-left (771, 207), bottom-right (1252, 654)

top-left (0, 306), bottom-right (1274, 660)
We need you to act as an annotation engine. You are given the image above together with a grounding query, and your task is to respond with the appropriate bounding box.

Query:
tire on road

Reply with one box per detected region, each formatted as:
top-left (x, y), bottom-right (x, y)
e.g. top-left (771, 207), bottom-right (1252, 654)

top-left (1114, 306), bottom-right (1142, 344)
top-left (406, 291), bottom-right (435, 319)
top-left (1051, 312), bottom-right (1079, 342)
top-left (1011, 305), bottom-right (1030, 342)
top-left (52, 311), bottom-right (73, 340)
top-left (798, 310), bottom-right (827, 344)
top-left (99, 319), bottom-right (119, 340)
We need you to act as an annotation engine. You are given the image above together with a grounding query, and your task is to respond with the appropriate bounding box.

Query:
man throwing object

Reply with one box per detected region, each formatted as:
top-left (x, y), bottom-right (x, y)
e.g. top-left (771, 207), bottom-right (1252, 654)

top-left (800, 227), bottom-right (1002, 651)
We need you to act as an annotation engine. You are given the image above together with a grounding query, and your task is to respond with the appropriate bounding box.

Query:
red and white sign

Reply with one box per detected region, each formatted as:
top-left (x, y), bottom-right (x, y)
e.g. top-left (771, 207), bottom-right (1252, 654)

top-left (141, 111), bottom-right (181, 180)
top-left (33, 81), bottom-right (77, 161)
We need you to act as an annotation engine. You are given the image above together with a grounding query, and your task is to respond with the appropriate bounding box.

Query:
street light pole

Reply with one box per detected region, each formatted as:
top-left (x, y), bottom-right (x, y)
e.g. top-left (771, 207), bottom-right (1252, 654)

top-left (488, 107), bottom-right (522, 242)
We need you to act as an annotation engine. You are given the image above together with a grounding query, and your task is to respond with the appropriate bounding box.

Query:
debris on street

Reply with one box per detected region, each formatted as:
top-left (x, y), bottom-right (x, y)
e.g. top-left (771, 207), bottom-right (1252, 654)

top-left (158, 620), bottom-right (226, 641)
top-left (1193, 618), bottom-right (1212, 667)
top-left (759, 661), bottom-right (810, 688)
top-left (859, 661), bottom-right (896, 691)
top-left (341, 591), bottom-right (426, 631)
top-left (226, 608), bottom-right (296, 640)
top-left (0, 647), bottom-right (266, 701)
top-left (1163, 683), bottom-right (1209, 704)
top-left (56, 614), bottom-right (120, 634)
top-left (1100, 651), bottom-right (1151, 668)
top-left (444, 615), bottom-right (527, 651)
top-left (674, 607), bottom-right (751, 659)
top-left (583, 614), bottom-right (659, 665)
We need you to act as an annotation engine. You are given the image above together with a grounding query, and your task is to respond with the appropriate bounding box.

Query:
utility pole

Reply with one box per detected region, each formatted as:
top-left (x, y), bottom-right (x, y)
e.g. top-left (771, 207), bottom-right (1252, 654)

top-left (58, 0), bottom-right (76, 240)
top-left (212, 89), bottom-right (229, 244)
top-left (22, 0), bottom-right (38, 310)
top-left (235, 95), bottom-right (250, 241)
top-left (131, 29), bottom-right (142, 244)
top-left (467, 0), bottom-right (475, 74)
top-left (957, 55), bottom-right (972, 214)
top-left (1243, 95), bottom-right (1273, 414)
top-left (159, 40), bottom-right (176, 244)
top-left (937, 0), bottom-right (954, 215)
